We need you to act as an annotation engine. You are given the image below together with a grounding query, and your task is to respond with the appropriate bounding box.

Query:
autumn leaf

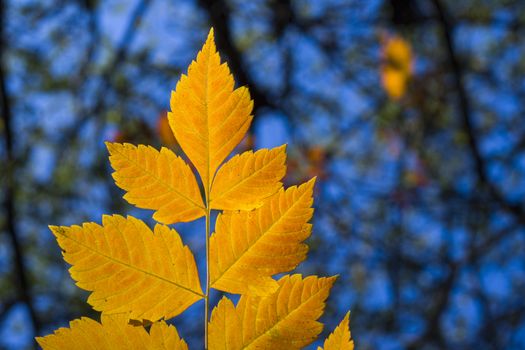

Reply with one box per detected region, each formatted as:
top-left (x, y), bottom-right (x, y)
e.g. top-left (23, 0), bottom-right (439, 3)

top-left (209, 178), bottom-right (316, 296)
top-left (207, 298), bottom-right (242, 350)
top-left (208, 274), bottom-right (337, 350)
top-left (106, 142), bottom-right (205, 224)
top-left (40, 28), bottom-right (353, 350)
top-left (381, 34), bottom-right (413, 100)
top-left (318, 312), bottom-right (354, 350)
top-left (210, 145), bottom-right (287, 210)
top-left (51, 215), bottom-right (203, 323)
top-left (168, 28), bottom-right (253, 193)
top-left (36, 313), bottom-right (188, 350)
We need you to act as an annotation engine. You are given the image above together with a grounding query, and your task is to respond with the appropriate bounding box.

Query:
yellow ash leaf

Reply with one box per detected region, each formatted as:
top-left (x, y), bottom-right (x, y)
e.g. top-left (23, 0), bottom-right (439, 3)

top-left (209, 178), bottom-right (316, 296)
top-left (208, 274), bottom-right (337, 350)
top-left (210, 145), bottom-right (287, 210)
top-left (168, 28), bottom-right (253, 193)
top-left (36, 313), bottom-right (188, 350)
top-left (106, 142), bottom-right (205, 224)
top-left (318, 312), bottom-right (354, 350)
top-left (208, 298), bottom-right (243, 350)
top-left (50, 215), bottom-right (203, 323)
top-left (381, 34), bottom-right (413, 100)
top-left (149, 319), bottom-right (189, 349)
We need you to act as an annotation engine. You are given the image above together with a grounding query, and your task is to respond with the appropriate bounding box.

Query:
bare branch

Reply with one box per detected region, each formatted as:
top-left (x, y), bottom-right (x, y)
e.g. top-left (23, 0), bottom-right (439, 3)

top-left (432, 0), bottom-right (525, 225)
top-left (0, 0), bottom-right (41, 340)
top-left (197, 0), bottom-right (276, 114)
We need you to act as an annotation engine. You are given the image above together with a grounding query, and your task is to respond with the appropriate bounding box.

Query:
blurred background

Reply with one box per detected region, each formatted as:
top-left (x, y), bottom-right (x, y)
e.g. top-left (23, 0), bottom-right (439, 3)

top-left (1, 0), bottom-right (525, 349)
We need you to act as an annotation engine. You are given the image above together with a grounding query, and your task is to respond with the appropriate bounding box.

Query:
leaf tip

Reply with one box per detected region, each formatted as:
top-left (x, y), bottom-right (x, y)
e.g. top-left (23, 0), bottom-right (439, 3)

top-left (204, 27), bottom-right (216, 51)
top-left (323, 274), bottom-right (339, 288)
top-left (105, 141), bottom-right (120, 154)
top-left (297, 176), bottom-right (317, 195)
top-left (326, 274), bottom-right (339, 287)
top-left (276, 143), bottom-right (288, 154)
top-left (49, 225), bottom-right (65, 237)
top-left (35, 336), bottom-right (45, 347)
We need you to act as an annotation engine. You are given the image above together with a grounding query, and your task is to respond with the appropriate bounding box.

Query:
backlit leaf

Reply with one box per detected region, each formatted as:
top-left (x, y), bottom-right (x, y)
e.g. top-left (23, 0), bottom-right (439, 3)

top-left (106, 142), bottom-right (204, 224)
top-left (168, 28), bottom-right (253, 192)
top-left (51, 215), bottom-right (203, 323)
top-left (208, 274), bottom-right (336, 350)
top-left (208, 298), bottom-right (242, 350)
top-left (40, 28), bottom-right (350, 350)
top-left (317, 312), bottom-right (354, 350)
top-left (36, 313), bottom-right (188, 350)
top-left (210, 145), bottom-right (287, 210)
top-left (210, 178), bottom-right (316, 296)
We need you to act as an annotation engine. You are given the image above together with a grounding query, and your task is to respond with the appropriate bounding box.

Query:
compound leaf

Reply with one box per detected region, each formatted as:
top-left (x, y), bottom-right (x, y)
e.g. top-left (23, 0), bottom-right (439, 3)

top-left (317, 312), bottom-right (354, 350)
top-left (208, 274), bottom-right (336, 350)
top-left (107, 142), bottom-right (204, 224)
top-left (210, 178), bottom-right (316, 296)
top-left (168, 28), bottom-right (253, 192)
top-left (36, 313), bottom-right (188, 350)
top-left (210, 145), bottom-right (287, 210)
top-left (39, 28), bottom-right (349, 350)
top-left (51, 215), bottom-right (203, 323)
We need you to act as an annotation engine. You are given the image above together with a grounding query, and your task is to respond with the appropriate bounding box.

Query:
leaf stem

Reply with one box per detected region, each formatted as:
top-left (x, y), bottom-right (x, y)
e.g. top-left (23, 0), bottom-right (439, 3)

top-left (204, 205), bottom-right (211, 349)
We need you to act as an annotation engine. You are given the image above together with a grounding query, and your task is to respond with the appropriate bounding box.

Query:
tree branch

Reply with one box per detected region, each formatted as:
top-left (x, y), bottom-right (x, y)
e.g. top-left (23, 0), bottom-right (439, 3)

top-left (0, 0), bottom-right (41, 339)
top-left (432, 0), bottom-right (525, 225)
top-left (84, 0), bottom-right (151, 119)
top-left (59, 0), bottom-right (152, 148)
top-left (197, 0), bottom-right (276, 114)
top-left (0, 297), bottom-right (18, 325)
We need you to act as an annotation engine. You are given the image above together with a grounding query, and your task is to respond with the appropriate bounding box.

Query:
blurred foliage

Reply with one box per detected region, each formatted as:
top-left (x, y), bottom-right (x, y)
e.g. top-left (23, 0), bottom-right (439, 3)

top-left (381, 33), bottom-right (413, 100)
top-left (1, 0), bottom-right (525, 349)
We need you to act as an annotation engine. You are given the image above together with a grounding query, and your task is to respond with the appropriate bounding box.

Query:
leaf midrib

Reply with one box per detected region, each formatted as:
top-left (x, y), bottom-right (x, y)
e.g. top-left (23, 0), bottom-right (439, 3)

top-left (113, 146), bottom-right (205, 210)
top-left (210, 148), bottom-right (283, 205)
top-left (59, 231), bottom-right (205, 299)
top-left (242, 280), bottom-right (328, 350)
top-left (210, 187), bottom-right (310, 287)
